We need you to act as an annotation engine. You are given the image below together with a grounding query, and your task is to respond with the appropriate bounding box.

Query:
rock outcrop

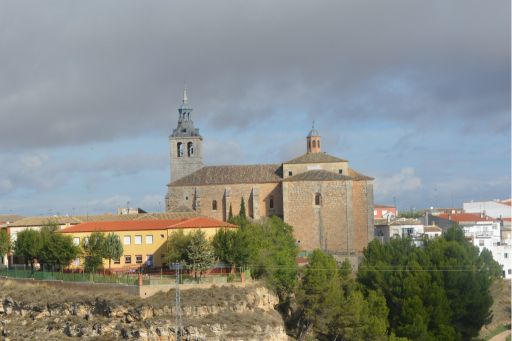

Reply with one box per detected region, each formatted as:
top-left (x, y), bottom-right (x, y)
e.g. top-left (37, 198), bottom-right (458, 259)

top-left (0, 280), bottom-right (288, 340)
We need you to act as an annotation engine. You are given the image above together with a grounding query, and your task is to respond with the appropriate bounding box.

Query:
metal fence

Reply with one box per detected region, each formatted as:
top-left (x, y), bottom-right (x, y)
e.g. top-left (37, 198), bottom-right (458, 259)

top-left (0, 266), bottom-right (250, 287)
top-left (0, 268), bottom-right (138, 286)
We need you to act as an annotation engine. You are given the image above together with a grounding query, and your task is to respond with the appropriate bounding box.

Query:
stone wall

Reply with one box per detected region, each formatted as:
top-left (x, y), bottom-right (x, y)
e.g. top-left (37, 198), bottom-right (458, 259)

top-left (282, 180), bottom-right (353, 252)
top-left (167, 183), bottom-right (282, 221)
top-left (351, 180), bottom-right (374, 254)
top-left (282, 161), bottom-right (348, 179)
top-left (169, 136), bottom-right (203, 182)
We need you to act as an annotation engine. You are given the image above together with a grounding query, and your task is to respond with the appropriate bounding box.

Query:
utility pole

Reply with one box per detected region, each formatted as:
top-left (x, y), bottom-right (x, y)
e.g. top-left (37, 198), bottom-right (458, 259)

top-left (174, 263), bottom-right (182, 340)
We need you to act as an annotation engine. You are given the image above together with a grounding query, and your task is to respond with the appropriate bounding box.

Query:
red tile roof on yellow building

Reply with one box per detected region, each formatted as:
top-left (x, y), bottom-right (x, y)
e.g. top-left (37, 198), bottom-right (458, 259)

top-left (59, 217), bottom-right (236, 234)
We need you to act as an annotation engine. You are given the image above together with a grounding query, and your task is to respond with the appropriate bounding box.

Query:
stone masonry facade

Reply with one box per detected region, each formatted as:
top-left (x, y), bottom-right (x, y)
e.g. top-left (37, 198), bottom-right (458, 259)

top-left (165, 93), bottom-right (374, 255)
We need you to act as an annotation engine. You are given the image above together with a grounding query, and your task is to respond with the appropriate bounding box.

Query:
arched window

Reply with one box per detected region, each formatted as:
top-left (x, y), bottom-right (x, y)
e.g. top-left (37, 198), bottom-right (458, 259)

top-left (315, 193), bottom-right (322, 206)
top-left (187, 142), bottom-right (194, 157)
top-left (317, 140), bottom-right (320, 148)
top-left (212, 200), bottom-right (217, 211)
top-left (308, 140), bottom-right (311, 150)
top-left (177, 142), bottom-right (184, 157)
top-left (269, 197), bottom-right (274, 209)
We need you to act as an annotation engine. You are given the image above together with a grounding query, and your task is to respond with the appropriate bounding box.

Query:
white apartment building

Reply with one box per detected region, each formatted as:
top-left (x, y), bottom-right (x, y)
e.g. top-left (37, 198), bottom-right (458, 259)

top-left (463, 199), bottom-right (511, 219)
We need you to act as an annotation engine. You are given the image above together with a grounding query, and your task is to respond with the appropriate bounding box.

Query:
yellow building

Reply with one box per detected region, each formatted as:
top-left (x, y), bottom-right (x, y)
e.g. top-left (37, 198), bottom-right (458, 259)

top-left (60, 217), bottom-right (236, 271)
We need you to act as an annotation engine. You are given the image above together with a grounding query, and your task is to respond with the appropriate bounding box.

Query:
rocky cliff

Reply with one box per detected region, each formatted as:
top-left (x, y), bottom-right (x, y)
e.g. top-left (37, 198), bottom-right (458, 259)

top-left (0, 279), bottom-right (288, 340)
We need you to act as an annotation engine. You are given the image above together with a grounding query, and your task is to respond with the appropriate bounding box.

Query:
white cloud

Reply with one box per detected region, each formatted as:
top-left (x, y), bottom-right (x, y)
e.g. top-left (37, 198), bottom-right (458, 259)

top-left (374, 167), bottom-right (422, 198)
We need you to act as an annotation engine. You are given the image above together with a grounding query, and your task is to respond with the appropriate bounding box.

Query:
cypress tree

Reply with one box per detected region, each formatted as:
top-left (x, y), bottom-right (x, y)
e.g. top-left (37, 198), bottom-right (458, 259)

top-left (239, 197), bottom-right (246, 218)
top-left (228, 203), bottom-right (234, 222)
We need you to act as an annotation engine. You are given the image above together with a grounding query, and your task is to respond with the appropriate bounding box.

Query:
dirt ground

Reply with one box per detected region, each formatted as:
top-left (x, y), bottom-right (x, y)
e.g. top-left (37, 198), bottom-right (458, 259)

top-left (480, 279), bottom-right (512, 338)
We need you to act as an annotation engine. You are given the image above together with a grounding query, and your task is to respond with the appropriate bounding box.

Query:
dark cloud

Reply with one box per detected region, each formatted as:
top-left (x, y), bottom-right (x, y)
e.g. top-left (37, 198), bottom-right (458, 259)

top-left (0, 0), bottom-right (509, 150)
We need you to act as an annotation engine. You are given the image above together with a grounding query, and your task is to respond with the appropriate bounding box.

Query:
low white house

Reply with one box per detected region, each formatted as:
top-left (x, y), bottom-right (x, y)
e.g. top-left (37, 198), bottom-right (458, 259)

top-left (463, 199), bottom-right (511, 219)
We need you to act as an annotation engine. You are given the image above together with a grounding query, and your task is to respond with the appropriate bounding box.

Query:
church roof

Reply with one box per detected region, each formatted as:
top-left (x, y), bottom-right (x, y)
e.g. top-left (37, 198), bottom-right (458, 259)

top-left (283, 168), bottom-right (373, 182)
top-left (283, 170), bottom-right (353, 182)
top-left (284, 152), bottom-right (347, 164)
top-left (347, 168), bottom-right (374, 180)
top-left (169, 164), bottom-right (283, 187)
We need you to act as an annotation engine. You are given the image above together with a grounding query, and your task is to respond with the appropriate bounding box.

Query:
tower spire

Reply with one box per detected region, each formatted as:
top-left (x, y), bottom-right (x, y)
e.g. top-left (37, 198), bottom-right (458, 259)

top-left (178, 87), bottom-right (192, 121)
top-left (182, 87), bottom-right (188, 106)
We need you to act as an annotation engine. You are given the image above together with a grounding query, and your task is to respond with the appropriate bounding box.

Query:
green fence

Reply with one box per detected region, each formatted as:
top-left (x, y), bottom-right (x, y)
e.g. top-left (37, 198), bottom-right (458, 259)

top-left (0, 268), bottom-right (138, 286)
top-left (0, 268), bottom-right (251, 287)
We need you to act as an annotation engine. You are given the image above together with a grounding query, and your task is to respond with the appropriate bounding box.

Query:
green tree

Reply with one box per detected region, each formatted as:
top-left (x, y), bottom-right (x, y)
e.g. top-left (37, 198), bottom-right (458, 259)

top-left (239, 196), bottom-right (246, 219)
top-left (358, 225), bottom-right (495, 341)
top-left (102, 233), bottom-right (123, 271)
top-left (296, 250), bottom-right (390, 341)
top-left (39, 230), bottom-right (80, 272)
top-left (241, 216), bottom-right (298, 301)
top-left (14, 229), bottom-right (42, 270)
top-left (82, 232), bottom-right (106, 272)
top-left (0, 229), bottom-right (11, 264)
top-left (165, 230), bottom-right (193, 265)
top-left (297, 250), bottom-right (344, 339)
top-left (479, 248), bottom-right (503, 278)
top-left (228, 204), bottom-right (234, 222)
top-left (212, 228), bottom-right (249, 270)
top-left (187, 230), bottom-right (215, 281)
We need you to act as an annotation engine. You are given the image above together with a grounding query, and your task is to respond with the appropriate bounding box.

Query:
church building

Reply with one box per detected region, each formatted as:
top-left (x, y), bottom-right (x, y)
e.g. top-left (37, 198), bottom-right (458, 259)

top-left (165, 91), bottom-right (374, 255)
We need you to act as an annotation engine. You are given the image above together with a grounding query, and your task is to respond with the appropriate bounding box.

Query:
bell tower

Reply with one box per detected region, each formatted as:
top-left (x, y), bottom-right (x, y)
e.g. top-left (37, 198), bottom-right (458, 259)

top-left (169, 89), bottom-right (204, 182)
top-left (306, 121), bottom-right (321, 153)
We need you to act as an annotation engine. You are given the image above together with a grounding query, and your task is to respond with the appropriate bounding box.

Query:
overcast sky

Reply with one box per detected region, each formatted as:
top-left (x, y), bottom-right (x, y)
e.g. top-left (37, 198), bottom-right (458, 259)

top-left (0, 1), bottom-right (510, 216)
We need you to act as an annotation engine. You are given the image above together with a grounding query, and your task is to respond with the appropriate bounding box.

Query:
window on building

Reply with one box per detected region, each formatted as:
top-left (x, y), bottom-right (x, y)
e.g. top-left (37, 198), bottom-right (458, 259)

top-left (135, 255), bottom-right (143, 264)
top-left (338, 169), bottom-right (343, 174)
top-left (113, 258), bottom-right (120, 264)
top-left (288, 171), bottom-right (293, 176)
top-left (269, 197), bottom-right (274, 209)
top-left (125, 255), bottom-right (132, 264)
top-left (73, 237), bottom-right (80, 246)
top-left (146, 235), bottom-right (153, 245)
top-left (187, 142), bottom-right (194, 156)
top-left (83, 237), bottom-right (89, 246)
top-left (177, 142), bottom-right (184, 157)
top-left (508, 269), bottom-right (512, 275)
top-left (505, 253), bottom-right (509, 259)
top-left (147, 255), bottom-right (154, 267)
top-left (315, 193), bottom-right (322, 206)
top-left (318, 140), bottom-right (320, 148)
top-left (212, 200), bottom-right (218, 211)
top-left (134, 235), bottom-right (142, 245)
top-left (124, 236), bottom-right (131, 245)
top-left (479, 239), bottom-right (484, 246)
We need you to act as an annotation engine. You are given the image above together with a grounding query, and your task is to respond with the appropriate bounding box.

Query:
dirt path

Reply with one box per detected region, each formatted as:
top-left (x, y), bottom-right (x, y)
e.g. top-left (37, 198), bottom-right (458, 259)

top-left (488, 328), bottom-right (511, 341)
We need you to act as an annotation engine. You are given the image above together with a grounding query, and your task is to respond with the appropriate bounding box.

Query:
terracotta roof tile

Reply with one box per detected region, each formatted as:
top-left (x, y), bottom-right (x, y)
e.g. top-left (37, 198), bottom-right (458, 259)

top-left (284, 152), bottom-right (347, 164)
top-left (60, 217), bottom-right (236, 234)
top-left (283, 170), bottom-right (353, 182)
top-left (347, 168), bottom-right (374, 180)
top-left (438, 213), bottom-right (496, 222)
top-left (424, 225), bottom-right (442, 233)
top-left (169, 164), bottom-right (282, 186)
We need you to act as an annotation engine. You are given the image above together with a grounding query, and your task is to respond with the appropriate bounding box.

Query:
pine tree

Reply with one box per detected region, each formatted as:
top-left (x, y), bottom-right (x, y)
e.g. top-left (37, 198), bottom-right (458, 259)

top-left (186, 230), bottom-right (215, 281)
